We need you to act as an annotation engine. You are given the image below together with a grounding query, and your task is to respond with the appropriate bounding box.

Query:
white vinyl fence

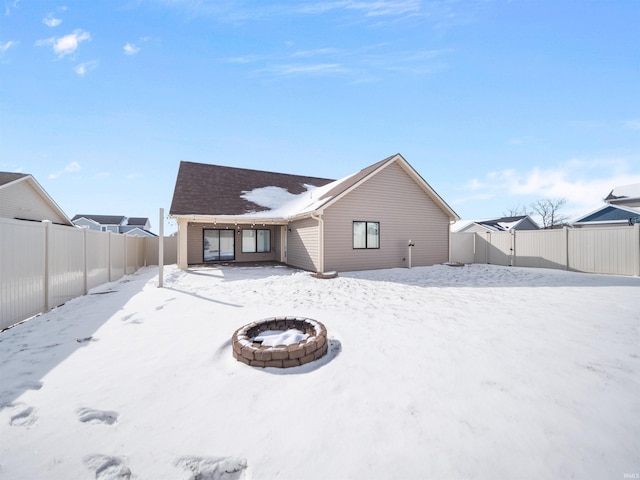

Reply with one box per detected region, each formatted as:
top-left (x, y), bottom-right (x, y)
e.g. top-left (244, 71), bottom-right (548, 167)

top-left (451, 225), bottom-right (640, 277)
top-left (0, 218), bottom-right (177, 330)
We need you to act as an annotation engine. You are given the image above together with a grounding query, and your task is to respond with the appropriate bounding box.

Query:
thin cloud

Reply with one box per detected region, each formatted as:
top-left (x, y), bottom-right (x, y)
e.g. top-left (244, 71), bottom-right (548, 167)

top-left (74, 60), bottom-right (98, 76)
top-left (37, 29), bottom-right (91, 58)
top-left (123, 43), bottom-right (140, 55)
top-left (157, 0), bottom-right (424, 23)
top-left (0, 40), bottom-right (18, 53)
top-left (4, 0), bottom-right (22, 16)
top-left (459, 157), bottom-right (640, 220)
top-left (49, 162), bottom-right (82, 179)
top-left (65, 162), bottom-right (81, 172)
top-left (43, 13), bottom-right (62, 27)
top-left (227, 43), bottom-right (451, 81)
top-left (268, 63), bottom-right (349, 76)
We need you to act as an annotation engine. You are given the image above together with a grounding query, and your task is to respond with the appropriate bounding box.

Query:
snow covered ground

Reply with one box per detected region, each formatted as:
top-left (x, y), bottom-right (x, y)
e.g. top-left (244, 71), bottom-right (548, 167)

top-left (1, 263), bottom-right (639, 480)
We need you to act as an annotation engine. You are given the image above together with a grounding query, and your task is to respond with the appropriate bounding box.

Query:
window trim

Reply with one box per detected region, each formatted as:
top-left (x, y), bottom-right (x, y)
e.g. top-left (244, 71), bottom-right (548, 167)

top-left (353, 221), bottom-right (380, 249)
top-left (241, 228), bottom-right (271, 253)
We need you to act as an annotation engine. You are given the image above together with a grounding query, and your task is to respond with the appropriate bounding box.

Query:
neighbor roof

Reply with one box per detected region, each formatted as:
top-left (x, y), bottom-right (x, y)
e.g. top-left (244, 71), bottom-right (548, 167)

top-left (0, 172), bottom-right (30, 187)
top-left (170, 161), bottom-right (335, 216)
top-left (453, 215), bottom-right (535, 232)
top-left (605, 183), bottom-right (640, 202)
top-left (573, 204), bottom-right (640, 224)
top-left (127, 217), bottom-right (149, 226)
top-left (72, 214), bottom-right (126, 225)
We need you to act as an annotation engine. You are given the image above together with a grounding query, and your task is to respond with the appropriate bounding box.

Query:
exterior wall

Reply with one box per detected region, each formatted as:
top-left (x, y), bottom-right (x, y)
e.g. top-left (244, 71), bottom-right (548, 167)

top-left (0, 217), bottom-right (177, 330)
top-left (322, 162), bottom-right (451, 272)
top-left (459, 223), bottom-right (491, 233)
top-left (287, 217), bottom-right (320, 272)
top-left (73, 217), bottom-right (101, 231)
top-left (516, 217), bottom-right (540, 230)
top-left (186, 222), bottom-right (278, 264)
top-left (0, 180), bottom-right (69, 224)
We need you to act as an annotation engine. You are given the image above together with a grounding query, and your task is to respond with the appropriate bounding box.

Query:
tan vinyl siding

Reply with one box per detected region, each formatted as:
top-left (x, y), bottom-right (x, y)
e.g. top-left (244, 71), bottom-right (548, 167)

top-left (186, 223), bottom-right (277, 264)
top-left (323, 162), bottom-right (450, 272)
top-left (287, 217), bottom-right (320, 271)
top-left (0, 180), bottom-right (68, 224)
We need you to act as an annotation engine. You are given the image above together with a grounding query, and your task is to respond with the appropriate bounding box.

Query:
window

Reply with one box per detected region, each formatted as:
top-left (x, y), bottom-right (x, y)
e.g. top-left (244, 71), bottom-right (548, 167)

top-left (353, 221), bottom-right (379, 249)
top-left (242, 229), bottom-right (271, 253)
top-left (203, 229), bottom-right (235, 261)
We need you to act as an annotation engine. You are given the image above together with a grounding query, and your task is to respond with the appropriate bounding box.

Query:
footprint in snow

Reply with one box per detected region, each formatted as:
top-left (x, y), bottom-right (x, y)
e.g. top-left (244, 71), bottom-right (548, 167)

top-left (6, 403), bottom-right (38, 427)
top-left (176, 456), bottom-right (248, 480)
top-left (77, 408), bottom-right (119, 425)
top-left (84, 454), bottom-right (131, 480)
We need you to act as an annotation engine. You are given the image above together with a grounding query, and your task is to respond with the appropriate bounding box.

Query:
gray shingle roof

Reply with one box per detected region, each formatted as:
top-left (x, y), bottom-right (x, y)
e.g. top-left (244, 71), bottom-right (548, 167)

top-left (169, 161), bottom-right (335, 216)
top-left (71, 214), bottom-right (126, 225)
top-left (0, 172), bottom-right (29, 187)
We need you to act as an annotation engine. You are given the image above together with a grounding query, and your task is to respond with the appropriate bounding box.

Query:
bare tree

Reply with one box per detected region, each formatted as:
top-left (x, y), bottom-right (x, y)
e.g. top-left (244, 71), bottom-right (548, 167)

top-left (530, 197), bottom-right (569, 228)
top-left (503, 204), bottom-right (529, 217)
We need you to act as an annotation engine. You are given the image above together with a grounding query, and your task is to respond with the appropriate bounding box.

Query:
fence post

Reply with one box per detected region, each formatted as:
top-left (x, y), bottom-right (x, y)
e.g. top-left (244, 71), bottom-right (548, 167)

top-left (108, 231), bottom-right (112, 282)
top-left (43, 220), bottom-right (52, 311)
top-left (159, 208), bottom-right (164, 288)
top-left (635, 223), bottom-right (640, 277)
top-left (510, 230), bottom-right (516, 266)
top-left (83, 227), bottom-right (88, 295)
top-left (564, 226), bottom-right (569, 271)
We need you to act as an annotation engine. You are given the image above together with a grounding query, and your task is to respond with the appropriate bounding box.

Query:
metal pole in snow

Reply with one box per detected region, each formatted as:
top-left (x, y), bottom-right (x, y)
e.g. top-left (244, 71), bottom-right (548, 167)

top-left (159, 208), bottom-right (164, 288)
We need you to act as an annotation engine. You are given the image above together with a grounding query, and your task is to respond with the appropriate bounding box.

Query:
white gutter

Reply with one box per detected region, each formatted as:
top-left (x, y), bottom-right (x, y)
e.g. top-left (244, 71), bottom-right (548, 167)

top-left (170, 214), bottom-right (288, 226)
top-left (311, 212), bottom-right (324, 273)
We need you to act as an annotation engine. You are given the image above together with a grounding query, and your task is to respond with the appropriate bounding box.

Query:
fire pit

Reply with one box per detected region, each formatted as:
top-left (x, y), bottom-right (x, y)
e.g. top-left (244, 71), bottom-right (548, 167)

top-left (232, 317), bottom-right (328, 368)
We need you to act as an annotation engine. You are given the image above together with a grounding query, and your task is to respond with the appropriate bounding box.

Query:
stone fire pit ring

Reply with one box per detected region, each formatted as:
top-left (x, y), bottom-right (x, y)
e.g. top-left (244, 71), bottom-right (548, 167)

top-left (232, 317), bottom-right (328, 368)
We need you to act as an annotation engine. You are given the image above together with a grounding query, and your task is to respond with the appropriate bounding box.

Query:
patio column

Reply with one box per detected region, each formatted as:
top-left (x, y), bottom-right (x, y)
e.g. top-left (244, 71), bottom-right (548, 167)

top-left (177, 217), bottom-right (189, 270)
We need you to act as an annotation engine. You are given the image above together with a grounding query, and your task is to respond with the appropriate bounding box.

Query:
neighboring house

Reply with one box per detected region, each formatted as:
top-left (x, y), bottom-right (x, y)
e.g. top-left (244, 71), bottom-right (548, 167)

top-left (0, 172), bottom-right (73, 226)
top-left (72, 214), bottom-right (156, 237)
top-left (572, 183), bottom-right (640, 228)
top-left (452, 215), bottom-right (540, 233)
top-left (169, 153), bottom-right (459, 273)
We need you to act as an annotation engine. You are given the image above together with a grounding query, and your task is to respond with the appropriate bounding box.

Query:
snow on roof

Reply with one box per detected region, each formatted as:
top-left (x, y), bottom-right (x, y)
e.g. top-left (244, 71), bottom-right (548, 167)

top-left (238, 175), bottom-right (355, 219)
top-left (607, 183), bottom-right (640, 201)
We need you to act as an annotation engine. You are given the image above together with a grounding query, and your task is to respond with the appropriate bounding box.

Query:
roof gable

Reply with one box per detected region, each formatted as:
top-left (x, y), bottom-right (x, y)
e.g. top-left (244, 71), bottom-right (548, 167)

top-left (0, 172), bottom-right (73, 226)
top-left (573, 204), bottom-right (640, 224)
top-left (169, 155), bottom-right (459, 222)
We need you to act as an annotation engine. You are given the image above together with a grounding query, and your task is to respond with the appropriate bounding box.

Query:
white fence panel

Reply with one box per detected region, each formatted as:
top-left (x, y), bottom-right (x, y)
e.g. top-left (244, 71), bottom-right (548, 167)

top-left (48, 223), bottom-right (85, 309)
top-left (450, 232), bottom-right (475, 264)
top-left (86, 229), bottom-right (109, 290)
top-left (487, 232), bottom-right (512, 266)
top-left (1, 219), bottom-right (178, 330)
top-left (569, 226), bottom-right (639, 276)
top-left (451, 224), bottom-right (640, 277)
top-left (110, 234), bottom-right (126, 281)
top-left (0, 219), bottom-right (46, 329)
top-left (144, 236), bottom-right (177, 265)
top-left (125, 235), bottom-right (139, 275)
top-left (515, 229), bottom-right (567, 270)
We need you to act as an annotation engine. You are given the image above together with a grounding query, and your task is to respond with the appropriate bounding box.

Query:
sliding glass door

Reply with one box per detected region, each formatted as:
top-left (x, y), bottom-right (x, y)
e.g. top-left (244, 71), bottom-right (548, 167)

top-left (203, 229), bottom-right (235, 261)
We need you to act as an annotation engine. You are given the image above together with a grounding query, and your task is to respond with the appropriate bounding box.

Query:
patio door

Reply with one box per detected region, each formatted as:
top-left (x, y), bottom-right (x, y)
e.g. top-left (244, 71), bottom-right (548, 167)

top-left (203, 229), bottom-right (235, 262)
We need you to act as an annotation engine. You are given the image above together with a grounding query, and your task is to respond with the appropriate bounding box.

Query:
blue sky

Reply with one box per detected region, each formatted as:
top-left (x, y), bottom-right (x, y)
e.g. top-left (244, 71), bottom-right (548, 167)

top-left (1, 0), bottom-right (639, 234)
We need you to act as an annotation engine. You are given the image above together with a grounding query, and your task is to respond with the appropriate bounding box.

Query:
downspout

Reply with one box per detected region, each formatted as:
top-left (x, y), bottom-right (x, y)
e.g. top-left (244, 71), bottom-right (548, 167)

top-left (311, 212), bottom-right (324, 273)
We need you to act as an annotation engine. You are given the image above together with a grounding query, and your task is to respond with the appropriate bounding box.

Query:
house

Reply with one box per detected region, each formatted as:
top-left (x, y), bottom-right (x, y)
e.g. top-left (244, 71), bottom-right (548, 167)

top-left (169, 154), bottom-right (459, 273)
top-left (0, 172), bottom-right (73, 226)
top-left (572, 183), bottom-right (640, 227)
top-left (71, 214), bottom-right (156, 237)
top-left (452, 215), bottom-right (540, 233)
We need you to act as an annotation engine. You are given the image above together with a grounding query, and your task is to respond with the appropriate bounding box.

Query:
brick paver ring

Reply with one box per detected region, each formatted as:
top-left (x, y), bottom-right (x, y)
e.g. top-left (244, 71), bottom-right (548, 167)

top-left (232, 317), bottom-right (328, 368)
